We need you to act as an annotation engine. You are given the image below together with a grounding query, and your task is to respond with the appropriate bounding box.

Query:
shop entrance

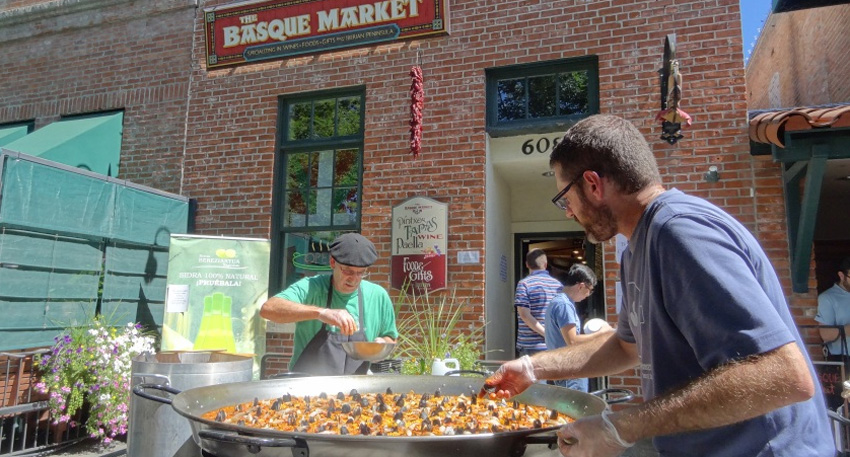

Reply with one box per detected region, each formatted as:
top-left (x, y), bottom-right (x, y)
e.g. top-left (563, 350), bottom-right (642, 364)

top-left (513, 232), bottom-right (604, 355)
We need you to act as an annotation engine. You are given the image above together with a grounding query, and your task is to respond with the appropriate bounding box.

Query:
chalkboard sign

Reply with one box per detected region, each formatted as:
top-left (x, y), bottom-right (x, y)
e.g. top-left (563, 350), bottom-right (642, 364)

top-left (814, 361), bottom-right (846, 411)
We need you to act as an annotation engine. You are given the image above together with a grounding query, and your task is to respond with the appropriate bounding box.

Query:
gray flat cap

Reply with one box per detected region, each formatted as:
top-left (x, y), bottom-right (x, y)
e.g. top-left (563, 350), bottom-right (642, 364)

top-left (330, 233), bottom-right (377, 267)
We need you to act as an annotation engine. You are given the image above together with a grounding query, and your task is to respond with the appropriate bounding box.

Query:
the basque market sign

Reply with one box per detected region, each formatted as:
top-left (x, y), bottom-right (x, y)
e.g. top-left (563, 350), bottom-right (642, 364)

top-left (203, 0), bottom-right (449, 69)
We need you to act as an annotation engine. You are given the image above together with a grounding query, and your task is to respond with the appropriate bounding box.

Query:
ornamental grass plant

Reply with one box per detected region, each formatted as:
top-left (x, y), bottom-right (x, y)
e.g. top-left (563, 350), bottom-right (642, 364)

top-left (393, 286), bottom-right (485, 375)
top-left (34, 315), bottom-right (155, 442)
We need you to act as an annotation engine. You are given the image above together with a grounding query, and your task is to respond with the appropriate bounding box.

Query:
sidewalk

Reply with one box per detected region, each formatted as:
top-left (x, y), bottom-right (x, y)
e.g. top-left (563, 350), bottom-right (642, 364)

top-left (44, 439), bottom-right (126, 457)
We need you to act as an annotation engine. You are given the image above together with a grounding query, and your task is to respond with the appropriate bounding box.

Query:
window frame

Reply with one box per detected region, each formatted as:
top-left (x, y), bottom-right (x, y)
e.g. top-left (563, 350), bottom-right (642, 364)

top-left (485, 56), bottom-right (599, 138)
top-left (270, 87), bottom-right (366, 293)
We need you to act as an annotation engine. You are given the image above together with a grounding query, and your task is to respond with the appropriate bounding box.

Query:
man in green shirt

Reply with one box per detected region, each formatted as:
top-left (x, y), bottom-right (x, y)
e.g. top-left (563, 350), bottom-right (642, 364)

top-left (260, 233), bottom-right (398, 375)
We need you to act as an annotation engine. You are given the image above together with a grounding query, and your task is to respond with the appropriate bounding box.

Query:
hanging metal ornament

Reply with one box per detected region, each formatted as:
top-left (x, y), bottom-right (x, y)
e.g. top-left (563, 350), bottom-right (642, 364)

top-left (655, 34), bottom-right (692, 145)
top-left (409, 55), bottom-right (424, 158)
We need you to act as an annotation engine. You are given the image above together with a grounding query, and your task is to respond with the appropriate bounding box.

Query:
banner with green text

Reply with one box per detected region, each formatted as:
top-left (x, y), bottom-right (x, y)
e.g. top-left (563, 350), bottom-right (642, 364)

top-left (162, 234), bottom-right (270, 378)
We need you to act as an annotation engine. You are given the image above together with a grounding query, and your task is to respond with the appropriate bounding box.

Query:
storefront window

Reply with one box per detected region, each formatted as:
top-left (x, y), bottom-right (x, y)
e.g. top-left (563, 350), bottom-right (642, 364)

top-left (274, 89), bottom-right (365, 291)
top-left (486, 57), bottom-right (598, 136)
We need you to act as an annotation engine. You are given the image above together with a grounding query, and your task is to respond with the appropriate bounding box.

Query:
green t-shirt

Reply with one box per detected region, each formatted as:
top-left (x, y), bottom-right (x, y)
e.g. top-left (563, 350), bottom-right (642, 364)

top-left (277, 274), bottom-right (398, 367)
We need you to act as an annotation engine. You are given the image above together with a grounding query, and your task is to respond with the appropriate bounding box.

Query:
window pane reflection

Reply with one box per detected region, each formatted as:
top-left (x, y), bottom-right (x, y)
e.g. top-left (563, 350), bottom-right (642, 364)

top-left (337, 97), bottom-right (361, 136)
top-left (558, 71), bottom-right (589, 116)
top-left (288, 102), bottom-right (311, 140)
top-left (314, 99), bottom-right (335, 138)
top-left (528, 74), bottom-right (556, 118)
top-left (497, 78), bottom-right (526, 121)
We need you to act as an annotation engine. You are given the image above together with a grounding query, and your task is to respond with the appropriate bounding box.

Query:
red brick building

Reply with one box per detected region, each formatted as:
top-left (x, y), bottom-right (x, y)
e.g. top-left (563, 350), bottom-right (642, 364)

top-left (0, 0), bottom-right (825, 398)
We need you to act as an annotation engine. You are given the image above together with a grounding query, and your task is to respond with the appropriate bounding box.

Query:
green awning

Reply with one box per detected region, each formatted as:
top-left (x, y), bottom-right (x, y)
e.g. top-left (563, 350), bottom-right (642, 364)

top-left (0, 124), bottom-right (29, 147)
top-left (3, 112), bottom-right (123, 177)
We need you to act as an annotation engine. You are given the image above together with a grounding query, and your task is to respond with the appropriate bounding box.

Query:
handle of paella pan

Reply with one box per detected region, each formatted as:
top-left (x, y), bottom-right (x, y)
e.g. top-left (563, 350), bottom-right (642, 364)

top-left (132, 383), bottom-right (182, 405)
top-left (198, 429), bottom-right (306, 455)
top-left (589, 388), bottom-right (634, 405)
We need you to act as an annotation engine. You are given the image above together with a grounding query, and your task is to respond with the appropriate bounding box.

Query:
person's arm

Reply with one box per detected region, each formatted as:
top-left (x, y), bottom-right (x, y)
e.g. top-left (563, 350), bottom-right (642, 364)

top-left (260, 296), bottom-right (358, 335)
top-left (818, 325), bottom-right (847, 344)
top-left (559, 342), bottom-right (814, 452)
top-left (518, 306), bottom-right (545, 337)
top-left (561, 322), bottom-right (613, 345)
top-left (485, 331), bottom-right (638, 398)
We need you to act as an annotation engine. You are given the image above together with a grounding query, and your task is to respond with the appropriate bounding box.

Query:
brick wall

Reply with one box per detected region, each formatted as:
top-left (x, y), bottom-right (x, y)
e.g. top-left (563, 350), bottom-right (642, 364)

top-left (0, 0), bottom-right (196, 195)
top-left (746, 4), bottom-right (850, 109)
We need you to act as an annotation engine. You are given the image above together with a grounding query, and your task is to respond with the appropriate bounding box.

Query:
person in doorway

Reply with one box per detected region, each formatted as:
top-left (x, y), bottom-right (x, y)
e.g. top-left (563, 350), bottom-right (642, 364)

top-left (514, 248), bottom-right (563, 358)
top-left (816, 256), bottom-right (850, 369)
top-left (544, 263), bottom-right (611, 392)
top-left (483, 114), bottom-right (834, 456)
top-left (260, 233), bottom-right (398, 375)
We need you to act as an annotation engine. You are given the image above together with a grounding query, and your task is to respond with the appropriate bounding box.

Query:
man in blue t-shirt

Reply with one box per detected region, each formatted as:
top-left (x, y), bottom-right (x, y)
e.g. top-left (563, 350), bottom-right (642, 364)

top-left (545, 263), bottom-right (611, 392)
top-left (483, 115), bottom-right (834, 457)
top-left (816, 257), bottom-right (850, 364)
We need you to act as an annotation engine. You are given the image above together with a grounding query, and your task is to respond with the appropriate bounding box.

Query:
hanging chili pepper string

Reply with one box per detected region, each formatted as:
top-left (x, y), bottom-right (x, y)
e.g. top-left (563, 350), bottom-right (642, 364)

top-left (409, 65), bottom-right (424, 158)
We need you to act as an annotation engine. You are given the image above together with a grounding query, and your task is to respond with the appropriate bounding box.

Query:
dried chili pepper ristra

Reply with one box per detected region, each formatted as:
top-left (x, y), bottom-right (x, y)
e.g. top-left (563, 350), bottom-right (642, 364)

top-left (409, 65), bottom-right (424, 158)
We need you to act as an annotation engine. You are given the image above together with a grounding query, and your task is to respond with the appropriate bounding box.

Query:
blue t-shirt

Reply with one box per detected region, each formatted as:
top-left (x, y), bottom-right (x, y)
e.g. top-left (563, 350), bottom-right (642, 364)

top-left (276, 275), bottom-right (398, 368)
top-left (616, 189), bottom-right (833, 456)
top-left (515, 270), bottom-right (563, 350)
top-left (815, 283), bottom-right (850, 355)
top-left (544, 293), bottom-right (581, 350)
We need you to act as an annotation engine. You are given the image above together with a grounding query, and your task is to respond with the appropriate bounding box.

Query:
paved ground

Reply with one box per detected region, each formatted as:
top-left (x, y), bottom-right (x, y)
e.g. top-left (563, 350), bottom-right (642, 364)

top-left (42, 439), bottom-right (126, 457)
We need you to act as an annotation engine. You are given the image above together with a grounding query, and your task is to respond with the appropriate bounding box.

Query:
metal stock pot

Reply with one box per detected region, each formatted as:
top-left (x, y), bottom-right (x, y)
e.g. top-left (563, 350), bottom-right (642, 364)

top-left (134, 375), bottom-right (631, 457)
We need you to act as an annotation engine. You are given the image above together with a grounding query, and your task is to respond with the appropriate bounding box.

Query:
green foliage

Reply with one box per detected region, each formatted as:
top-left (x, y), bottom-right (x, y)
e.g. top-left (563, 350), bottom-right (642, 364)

top-left (394, 286), bottom-right (485, 375)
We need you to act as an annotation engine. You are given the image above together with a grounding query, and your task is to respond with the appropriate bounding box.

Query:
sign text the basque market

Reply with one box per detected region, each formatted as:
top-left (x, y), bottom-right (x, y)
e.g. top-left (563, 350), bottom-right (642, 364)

top-left (204, 0), bottom-right (449, 69)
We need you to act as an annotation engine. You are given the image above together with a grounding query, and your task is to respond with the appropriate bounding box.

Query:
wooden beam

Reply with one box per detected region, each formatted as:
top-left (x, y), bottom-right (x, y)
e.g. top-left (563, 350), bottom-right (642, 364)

top-left (790, 147), bottom-right (828, 293)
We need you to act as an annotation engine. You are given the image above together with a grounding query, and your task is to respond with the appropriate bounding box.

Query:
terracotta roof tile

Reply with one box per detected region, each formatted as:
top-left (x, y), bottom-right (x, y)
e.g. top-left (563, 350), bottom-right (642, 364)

top-left (748, 104), bottom-right (850, 148)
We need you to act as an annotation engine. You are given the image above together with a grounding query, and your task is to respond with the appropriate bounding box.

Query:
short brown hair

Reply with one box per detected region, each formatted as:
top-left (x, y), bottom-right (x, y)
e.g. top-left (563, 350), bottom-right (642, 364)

top-left (526, 249), bottom-right (547, 270)
top-left (550, 114), bottom-right (662, 194)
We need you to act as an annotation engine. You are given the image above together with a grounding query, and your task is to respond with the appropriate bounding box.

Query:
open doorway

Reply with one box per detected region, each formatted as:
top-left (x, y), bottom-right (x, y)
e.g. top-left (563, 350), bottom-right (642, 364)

top-left (513, 231), bottom-right (605, 338)
top-left (513, 231), bottom-right (606, 389)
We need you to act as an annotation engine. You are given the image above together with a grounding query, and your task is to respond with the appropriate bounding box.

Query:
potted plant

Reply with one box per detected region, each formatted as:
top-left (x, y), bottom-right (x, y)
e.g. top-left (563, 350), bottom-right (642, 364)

top-left (393, 286), bottom-right (485, 375)
top-left (34, 315), bottom-right (155, 443)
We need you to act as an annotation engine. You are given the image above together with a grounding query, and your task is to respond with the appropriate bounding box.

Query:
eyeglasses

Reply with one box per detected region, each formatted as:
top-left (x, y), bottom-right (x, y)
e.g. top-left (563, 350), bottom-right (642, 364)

top-left (550, 170), bottom-right (602, 210)
top-left (338, 266), bottom-right (369, 279)
top-left (551, 171), bottom-right (586, 210)
top-left (583, 282), bottom-right (595, 294)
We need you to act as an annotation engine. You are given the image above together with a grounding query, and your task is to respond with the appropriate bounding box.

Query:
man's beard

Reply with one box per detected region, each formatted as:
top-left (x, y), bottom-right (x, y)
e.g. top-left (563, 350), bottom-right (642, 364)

top-left (575, 191), bottom-right (618, 244)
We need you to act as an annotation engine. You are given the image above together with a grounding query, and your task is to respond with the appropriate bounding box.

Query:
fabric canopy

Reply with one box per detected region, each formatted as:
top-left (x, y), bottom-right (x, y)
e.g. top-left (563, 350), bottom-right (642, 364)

top-left (2, 112), bottom-right (122, 177)
top-left (0, 124), bottom-right (29, 147)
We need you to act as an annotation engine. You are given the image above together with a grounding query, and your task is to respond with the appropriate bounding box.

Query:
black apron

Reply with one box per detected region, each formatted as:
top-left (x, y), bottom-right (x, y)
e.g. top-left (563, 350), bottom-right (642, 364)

top-left (290, 277), bottom-right (369, 375)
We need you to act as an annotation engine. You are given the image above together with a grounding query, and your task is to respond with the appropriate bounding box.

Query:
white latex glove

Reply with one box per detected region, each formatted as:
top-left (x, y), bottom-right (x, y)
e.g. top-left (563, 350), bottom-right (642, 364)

top-left (556, 410), bottom-right (634, 457)
top-left (479, 355), bottom-right (537, 398)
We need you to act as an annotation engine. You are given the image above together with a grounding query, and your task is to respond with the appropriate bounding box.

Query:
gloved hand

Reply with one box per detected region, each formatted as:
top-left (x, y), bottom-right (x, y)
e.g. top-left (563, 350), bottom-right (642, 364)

top-left (556, 410), bottom-right (634, 457)
top-left (479, 355), bottom-right (537, 398)
top-left (317, 308), bottom-right (358, 335)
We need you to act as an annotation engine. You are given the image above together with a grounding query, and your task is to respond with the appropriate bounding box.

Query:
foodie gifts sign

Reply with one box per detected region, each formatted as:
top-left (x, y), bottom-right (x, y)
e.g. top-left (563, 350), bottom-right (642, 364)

top-left (391, 196), bottom-right (446, 292)
top-left (203, 0), bottom-right (449, 68)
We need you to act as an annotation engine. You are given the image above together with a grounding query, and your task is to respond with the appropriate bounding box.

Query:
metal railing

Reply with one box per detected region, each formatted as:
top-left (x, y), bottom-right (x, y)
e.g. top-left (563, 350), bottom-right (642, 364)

top-left (0, 349), bottom-right (85, 456)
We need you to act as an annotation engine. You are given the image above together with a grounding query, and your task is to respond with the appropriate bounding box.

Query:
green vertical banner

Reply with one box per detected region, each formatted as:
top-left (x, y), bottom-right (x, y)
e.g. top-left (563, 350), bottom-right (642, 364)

top-left (162, 235), bottom-right (270, 378)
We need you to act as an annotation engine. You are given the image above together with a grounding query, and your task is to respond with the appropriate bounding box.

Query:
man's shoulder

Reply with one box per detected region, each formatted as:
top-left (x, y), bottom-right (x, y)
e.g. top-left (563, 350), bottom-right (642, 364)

top-left (820, 284), bottom-right (850, 302)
